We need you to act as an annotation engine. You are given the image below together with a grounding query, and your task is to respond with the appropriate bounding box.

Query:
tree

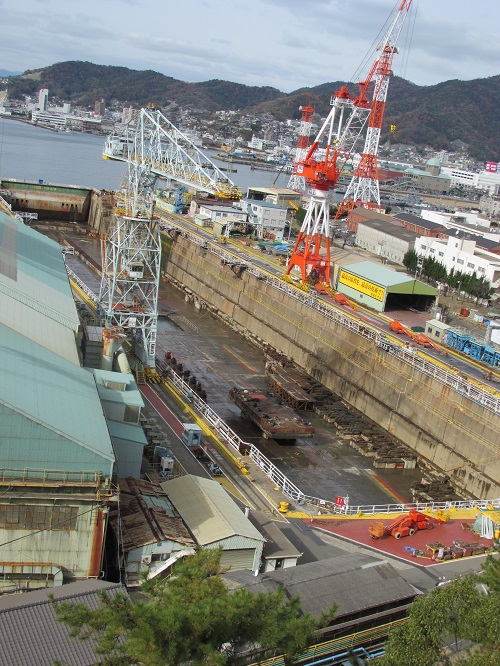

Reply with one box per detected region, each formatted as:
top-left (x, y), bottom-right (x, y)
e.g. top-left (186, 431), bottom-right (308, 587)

top-left (53, 549), bottom-right (335, 666)
top-left (403, 249), bottom-right (419, 273)
top-left (381, 555), bottom-right (500, 666)
top-left (296, 207), bottom-right (307, 225)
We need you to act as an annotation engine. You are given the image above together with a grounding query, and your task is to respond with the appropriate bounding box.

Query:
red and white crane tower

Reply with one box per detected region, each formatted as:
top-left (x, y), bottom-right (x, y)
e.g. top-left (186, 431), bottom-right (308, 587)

top-left (288, 105), bottom-right (315, 195)
top-left (338, 0), bottom-right (414, 215)
top-left (286, 0), bottom-right (414, 285)
top-left (285, 86), bottom-right (371, 284)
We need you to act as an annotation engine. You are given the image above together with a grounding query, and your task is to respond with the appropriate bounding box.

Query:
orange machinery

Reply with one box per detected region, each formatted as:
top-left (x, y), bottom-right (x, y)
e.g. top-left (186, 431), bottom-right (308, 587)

top-left (369, 509), bottom-right (442, 540)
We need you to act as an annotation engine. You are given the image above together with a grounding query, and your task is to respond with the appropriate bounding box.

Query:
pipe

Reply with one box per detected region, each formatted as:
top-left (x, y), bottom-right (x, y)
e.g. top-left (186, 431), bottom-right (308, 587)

top-left (117, 349), bottom-right (131, 374)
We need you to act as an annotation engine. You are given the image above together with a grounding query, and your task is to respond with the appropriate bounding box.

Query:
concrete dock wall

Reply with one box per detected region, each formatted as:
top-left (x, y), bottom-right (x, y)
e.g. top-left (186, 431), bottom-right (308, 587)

top-left (163, 235), bottom-right (500, 498)
top-left (0, 180), bottom-right (92, 222)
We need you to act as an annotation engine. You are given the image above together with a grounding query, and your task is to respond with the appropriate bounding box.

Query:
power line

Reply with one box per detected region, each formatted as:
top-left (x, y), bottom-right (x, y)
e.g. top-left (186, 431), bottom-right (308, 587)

top-left (0, 505), bottom-right (100, 550)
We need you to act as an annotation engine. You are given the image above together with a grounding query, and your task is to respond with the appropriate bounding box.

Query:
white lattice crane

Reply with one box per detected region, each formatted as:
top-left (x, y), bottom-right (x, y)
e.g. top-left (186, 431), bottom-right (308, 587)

top-left (100, 108), bottom-right (242, 369)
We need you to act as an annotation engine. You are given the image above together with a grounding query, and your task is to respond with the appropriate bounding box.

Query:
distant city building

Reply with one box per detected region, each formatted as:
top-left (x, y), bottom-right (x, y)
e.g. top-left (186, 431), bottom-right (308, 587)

top-left (38, 88), bottom-right (48, 111)
top-left (440, 163), bottom-right (500, 194)
top-left (31, 110), bottom-right (66, 129)
top-left (401, 159), bottom-right (451, 195)
top-left (122, 106), bottom-right (140, 125)
top-left (94, 98), bottom-right (105, 116)
top-left (479, 193), bottom-right (500, 218)
top-left (355, 218), bottom-right (419, 265)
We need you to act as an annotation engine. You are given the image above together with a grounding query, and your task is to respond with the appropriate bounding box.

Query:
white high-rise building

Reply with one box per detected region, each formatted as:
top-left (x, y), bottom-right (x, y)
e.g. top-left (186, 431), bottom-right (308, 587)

top-left (38, 88), bottom-right (48, 111)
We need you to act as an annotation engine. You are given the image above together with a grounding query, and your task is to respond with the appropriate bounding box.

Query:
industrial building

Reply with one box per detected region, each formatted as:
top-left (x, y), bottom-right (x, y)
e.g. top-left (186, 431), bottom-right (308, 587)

top-left (335, 261), bottom-right (437, 312)
top-left (245, 186), bottom-right (303, 211)
top-left (223, 554), bottom-right (420, 636)
top-left (355, 218), bottom-right (420, 265)
top-left (0, 208), bottom-right (163, 591)
top-left (394, 212), bottom-right (447, 237)
top-left (109, 477), bottom-right (196, 587)
top-left (161, 474), bottom-right (265, 573)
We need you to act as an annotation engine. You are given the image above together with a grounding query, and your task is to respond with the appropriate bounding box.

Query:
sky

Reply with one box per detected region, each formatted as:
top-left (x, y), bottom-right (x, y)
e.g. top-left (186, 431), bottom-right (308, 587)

top-left (1, 0), bottom-right (498, 93)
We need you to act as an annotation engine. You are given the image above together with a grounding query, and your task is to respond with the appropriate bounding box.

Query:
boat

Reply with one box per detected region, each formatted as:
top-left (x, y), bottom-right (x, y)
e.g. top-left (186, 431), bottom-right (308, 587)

top-left (229, 387), bottom-right (315, 440)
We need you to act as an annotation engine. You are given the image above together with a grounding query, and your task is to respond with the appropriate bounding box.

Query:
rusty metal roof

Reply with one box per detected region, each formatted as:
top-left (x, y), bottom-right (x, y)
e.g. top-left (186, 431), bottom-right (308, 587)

top-left (111, 477), bottom-right (195, 552)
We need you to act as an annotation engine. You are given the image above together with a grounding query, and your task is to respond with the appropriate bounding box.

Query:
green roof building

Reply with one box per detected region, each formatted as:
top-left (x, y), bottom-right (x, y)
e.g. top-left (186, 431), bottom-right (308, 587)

top-left (336, 261), bottom-right (437, 312)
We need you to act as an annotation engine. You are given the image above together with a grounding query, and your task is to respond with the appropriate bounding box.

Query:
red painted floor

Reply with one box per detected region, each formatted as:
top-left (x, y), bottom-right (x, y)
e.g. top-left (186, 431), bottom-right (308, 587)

top-left (307, 516), bottom-right (494, 566)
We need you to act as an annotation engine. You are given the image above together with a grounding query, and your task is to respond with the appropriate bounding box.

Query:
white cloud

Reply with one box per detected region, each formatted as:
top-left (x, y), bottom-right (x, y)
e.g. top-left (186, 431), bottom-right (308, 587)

top-left (1, 0), bottom-right (498, 92)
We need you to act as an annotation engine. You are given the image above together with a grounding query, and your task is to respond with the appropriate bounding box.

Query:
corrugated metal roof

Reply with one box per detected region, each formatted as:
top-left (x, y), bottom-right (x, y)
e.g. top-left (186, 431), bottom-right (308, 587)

top-left (0, 211), bottom-right (80, 363)
top-left (112, 477), bottom-right (195, 551)
top-left (341, 261), bottom-right (414, 287)
top-left (107, 419), bottom-right (148, 444)
top-left (0, 580), bottom-right (125, 666)
top-left (0, 321), bottom-right (115, 472)
top-left (161, 475), bottom-right (265, 546)
top-left (224, 555), bottom-right (418, 619)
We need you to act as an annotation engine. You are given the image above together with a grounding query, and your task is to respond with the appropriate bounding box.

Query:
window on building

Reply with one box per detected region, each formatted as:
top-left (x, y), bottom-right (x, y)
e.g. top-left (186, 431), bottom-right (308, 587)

top-left (457, 259), bottom-right (464, 265)
top-left (478, 267), bottom-right (486, 273)
top-left (467, 262), bottom-right (474, 269)
top-left (0, 504), bottom-right (79, 530)
top-left (430, 248), bottom-right (435, 253)
top-left (421, 245), bottom-right (427, 250)
top-left (435, 331), bottom-right (440, 338)
top-left (438, 251), bottom-right (444, 257)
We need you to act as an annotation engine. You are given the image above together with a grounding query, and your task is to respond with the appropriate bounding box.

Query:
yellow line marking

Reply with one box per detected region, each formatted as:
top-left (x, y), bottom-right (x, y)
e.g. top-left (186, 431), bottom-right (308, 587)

top-left (222, 344), bottom-right (258, 373)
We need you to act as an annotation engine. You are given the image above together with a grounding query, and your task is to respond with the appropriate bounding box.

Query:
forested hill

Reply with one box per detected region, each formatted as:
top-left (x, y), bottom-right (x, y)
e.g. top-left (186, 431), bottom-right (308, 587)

top-left (6, 61), bottom-right (500, 161)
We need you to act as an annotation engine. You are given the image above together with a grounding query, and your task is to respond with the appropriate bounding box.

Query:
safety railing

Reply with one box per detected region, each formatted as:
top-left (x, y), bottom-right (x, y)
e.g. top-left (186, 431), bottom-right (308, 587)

top-left (248, 618), bottom-right (407, 666)
top-left (159, 217), bottom-right (500, 416)
top-left (66, 266), bottom-right (99, 304)
top-left (158, 358), bottom-right (500, 514)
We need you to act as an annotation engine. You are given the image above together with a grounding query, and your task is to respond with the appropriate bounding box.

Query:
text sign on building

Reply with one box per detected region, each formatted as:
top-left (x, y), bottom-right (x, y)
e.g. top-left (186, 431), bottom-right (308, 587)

top-left (486, 162), bottom-right (498, 173)
top-left (338, 270), bottom-right (385, 302)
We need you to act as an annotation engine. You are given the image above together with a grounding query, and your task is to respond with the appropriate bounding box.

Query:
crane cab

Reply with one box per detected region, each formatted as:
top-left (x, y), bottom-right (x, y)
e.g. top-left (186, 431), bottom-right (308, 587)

top-left (128, 261), bottom-right (144, 279)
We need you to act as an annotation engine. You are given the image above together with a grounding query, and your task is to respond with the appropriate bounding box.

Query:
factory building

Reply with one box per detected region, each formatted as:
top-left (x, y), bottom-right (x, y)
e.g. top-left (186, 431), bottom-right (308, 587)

top-left (355, 218), bottom-right (419, 265)
top-left (335, 261), bottom-right (437, 313)
top-left (0, 209), bottom-right (118, 592)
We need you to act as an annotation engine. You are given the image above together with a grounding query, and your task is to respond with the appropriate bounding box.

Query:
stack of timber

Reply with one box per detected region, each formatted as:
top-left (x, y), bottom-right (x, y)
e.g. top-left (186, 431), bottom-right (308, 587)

top-left (411, 477), bottom-right (463, 503)
top-left (229, 387), bottom-right (315, 440)
top-left (318, 398), bottom-right (418, 469)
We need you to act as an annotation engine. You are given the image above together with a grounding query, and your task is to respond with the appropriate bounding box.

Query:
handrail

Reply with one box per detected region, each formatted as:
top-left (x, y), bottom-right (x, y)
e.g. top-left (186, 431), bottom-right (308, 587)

top-left (158, 358), bottom-right (500, 514)
top-left (66, 266), bottom-right (99, 303)
top-left (248, 617), bottom-right (408, 665)
top-left (158, 215), bottom-right (500, 416)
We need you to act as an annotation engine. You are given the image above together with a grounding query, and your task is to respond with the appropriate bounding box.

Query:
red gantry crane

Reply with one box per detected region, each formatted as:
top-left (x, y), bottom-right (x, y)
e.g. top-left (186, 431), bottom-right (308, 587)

top-left (288, 105), bottom-right (315, 196)
top-left (286, 86), bottom-right (371, 284)
top-left (286, 0), bottom-right (414, 286)
top-left (338, 0), bottom-right (414, 216)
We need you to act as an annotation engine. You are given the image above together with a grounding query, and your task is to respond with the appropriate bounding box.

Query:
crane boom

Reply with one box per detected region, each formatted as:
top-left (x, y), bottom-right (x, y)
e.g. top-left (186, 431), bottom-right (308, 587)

top-left (286, 87), bottom-right (371, 284)
top-left (338, 0), bottom-right (414, 215)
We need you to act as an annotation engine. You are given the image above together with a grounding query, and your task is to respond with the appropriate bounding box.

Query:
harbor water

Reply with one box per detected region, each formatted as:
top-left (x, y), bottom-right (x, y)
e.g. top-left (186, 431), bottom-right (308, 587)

top-left (0, 117), bottom-right (290, 193)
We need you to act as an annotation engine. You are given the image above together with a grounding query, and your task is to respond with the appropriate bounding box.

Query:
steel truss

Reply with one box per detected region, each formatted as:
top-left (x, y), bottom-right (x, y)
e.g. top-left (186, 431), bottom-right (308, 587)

top-left (98, 214), bottom-right (161, 366)
top-left (103, 108), bottom-right (242, 216)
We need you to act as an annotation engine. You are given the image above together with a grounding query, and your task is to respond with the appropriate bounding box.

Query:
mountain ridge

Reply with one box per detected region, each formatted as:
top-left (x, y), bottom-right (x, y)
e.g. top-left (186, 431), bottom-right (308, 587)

top-left (6, 61), bottom-right (500, 161)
